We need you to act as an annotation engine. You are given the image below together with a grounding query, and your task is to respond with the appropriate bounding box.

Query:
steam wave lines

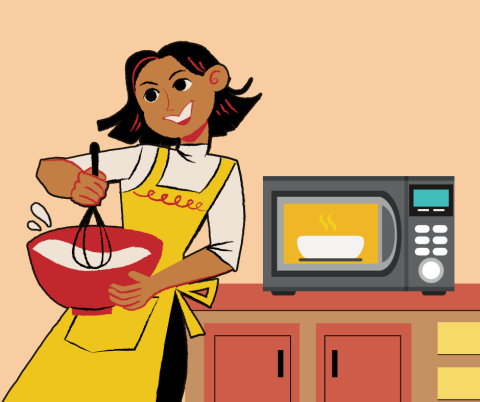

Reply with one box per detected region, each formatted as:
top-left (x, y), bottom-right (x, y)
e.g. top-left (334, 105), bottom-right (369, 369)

top-left (327, 213), bottom-right (336, 232)
top-left (319, 212), bottom-right (336, 232)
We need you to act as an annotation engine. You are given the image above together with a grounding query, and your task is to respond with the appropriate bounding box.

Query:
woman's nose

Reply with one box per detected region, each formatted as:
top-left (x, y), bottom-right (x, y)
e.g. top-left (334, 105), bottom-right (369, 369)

top-left (163, 88), bottom-right (175, 112)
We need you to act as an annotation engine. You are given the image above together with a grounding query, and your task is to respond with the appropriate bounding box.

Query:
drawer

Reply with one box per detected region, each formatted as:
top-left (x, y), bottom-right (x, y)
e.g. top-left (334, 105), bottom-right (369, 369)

top-left (438, 322), bottom-right (480, 354)
top-left (438, 367), bottom-right (480, 399)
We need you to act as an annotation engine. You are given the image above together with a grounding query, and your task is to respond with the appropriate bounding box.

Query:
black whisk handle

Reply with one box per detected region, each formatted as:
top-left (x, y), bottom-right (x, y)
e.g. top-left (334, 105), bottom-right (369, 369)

top-left (90, 142), bottom-right (100, 177)
top-left (71, 142), bottom-right (112, 270)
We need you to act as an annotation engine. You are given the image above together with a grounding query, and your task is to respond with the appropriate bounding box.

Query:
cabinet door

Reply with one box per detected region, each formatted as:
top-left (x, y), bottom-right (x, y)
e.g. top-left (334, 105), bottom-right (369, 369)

top-left (325, 336), bottom-right (401, 402)
top-left (316, 324), bottom-right (411, 402)
top-left (215, 335), bottom-right (290, 402)
top-left (204, 323), bottom-right (300, 402)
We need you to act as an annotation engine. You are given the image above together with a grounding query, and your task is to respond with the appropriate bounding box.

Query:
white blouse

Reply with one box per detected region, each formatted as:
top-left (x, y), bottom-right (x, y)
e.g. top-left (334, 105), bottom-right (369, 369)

top-left (68, 144), bottom-right (244, 271)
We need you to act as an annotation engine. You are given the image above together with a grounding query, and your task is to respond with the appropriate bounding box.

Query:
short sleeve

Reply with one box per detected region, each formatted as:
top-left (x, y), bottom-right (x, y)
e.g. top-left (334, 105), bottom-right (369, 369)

top-left (67, 145), bottom-right (144, 182)
top-left (207, 163), bottom-right (245, 271)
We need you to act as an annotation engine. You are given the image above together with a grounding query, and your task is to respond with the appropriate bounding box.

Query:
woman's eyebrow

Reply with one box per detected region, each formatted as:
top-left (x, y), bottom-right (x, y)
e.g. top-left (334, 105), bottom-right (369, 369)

top-left (169, 70), bottom-right (185, 80)
top-left (139, 81), bottom-right (158, 86)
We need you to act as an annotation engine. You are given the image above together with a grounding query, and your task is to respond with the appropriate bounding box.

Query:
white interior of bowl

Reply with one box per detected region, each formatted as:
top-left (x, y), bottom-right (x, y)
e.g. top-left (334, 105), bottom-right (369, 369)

top-left (297, 236), bottom-right (365, 258)
top-left (33, 239), bottom-right (151, 271)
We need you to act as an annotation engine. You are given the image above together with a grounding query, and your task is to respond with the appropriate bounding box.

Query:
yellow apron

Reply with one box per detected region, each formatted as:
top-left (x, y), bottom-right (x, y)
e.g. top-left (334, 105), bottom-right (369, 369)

top-left (5, 147), bottom-right (236, 402)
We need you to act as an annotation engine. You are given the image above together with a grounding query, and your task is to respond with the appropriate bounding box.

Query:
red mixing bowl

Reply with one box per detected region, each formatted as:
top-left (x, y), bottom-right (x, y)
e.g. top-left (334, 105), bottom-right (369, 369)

top-left (27, 226), bottom-right (163, 316)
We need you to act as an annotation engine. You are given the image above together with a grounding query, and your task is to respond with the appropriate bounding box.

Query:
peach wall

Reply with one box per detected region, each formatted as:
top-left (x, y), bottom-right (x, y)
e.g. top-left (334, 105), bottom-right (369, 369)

top-left (1, 0), bottom-right (480, 398)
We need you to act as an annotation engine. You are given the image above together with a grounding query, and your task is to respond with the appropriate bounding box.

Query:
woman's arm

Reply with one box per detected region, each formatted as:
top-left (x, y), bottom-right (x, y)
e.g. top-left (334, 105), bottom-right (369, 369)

top-left (108, 248), bottom-right (232, 310)
top-left (36, 146), bottom-right (145, 205)
top-left (37, 159), bottom-right (107, 206)
top-left (150, 248), bottom-right (233, 290)
top-left (108, 162), bottom-right (245, 310)
top-left (37, 159), bottom-right (83, 198)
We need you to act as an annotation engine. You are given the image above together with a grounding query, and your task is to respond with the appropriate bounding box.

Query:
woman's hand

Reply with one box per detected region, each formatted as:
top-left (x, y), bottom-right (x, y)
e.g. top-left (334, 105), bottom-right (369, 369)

top-left (71, 167), bottom-right (108, 207)
top-left (108, 272), bottom-right (157, 311)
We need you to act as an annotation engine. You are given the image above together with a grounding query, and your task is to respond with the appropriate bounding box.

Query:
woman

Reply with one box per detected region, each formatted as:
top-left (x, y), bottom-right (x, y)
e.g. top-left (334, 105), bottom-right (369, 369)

top-left (5, 41), bottom-right (261, 402)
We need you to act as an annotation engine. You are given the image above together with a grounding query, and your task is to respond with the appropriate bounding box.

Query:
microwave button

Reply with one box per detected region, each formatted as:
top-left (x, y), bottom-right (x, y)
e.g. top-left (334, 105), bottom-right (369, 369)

top-left (433, 248), bottom-right (448, 256)
top-left (415, 236), bottom-right (430, 245)
top-left (415, 248), bottom-right (430, 256)
top-left (419, 258), bottom-right (444, 283)
top-left (415, 225), bottom-right (430, 233)
top-left (433, 236), bottom-right (448, 245)
top-left (433, 225), bottom-right (448, 233)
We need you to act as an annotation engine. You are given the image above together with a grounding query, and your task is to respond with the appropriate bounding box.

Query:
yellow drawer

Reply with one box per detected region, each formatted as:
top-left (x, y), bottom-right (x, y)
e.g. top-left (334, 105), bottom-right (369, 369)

top-left (438, 322), bottom-right (480, 354)
top-left (438, 368), bottom-right (480, 399)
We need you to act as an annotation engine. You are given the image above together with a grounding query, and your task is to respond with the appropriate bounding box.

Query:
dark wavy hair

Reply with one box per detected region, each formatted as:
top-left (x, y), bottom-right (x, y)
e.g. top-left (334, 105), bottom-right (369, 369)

top-left (97, 41), bottom-right (262, 147)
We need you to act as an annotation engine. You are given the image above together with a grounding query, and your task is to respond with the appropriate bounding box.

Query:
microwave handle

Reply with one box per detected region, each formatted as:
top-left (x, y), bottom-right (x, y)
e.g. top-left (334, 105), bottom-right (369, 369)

top-left (381, 202), bottom-right (398, 264)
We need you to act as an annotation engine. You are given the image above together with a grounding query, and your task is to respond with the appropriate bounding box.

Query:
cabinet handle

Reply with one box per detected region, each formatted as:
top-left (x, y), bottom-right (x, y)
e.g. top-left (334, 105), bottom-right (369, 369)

top-left (332, 350), bottom-right (338, 377)
top-left (278, 350), bottom-right (284, 377)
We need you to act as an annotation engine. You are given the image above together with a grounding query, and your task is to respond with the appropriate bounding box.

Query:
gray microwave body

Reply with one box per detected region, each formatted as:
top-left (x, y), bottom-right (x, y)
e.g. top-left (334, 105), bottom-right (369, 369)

top-left (263, 176), bottom-right (454, 294)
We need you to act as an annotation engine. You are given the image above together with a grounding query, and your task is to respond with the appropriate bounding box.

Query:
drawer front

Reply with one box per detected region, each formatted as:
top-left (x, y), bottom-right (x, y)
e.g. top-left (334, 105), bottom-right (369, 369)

top-left (438, 368), bottom-right (480, 399)
top-left (438, 322), bottom-right (480, 354)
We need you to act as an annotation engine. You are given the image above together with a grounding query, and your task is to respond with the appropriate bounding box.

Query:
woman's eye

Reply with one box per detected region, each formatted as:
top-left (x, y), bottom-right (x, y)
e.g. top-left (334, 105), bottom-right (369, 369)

top-left (144, 88), bottom-right (159, 103)
top-left (173, 79), bottom-right (192, 91)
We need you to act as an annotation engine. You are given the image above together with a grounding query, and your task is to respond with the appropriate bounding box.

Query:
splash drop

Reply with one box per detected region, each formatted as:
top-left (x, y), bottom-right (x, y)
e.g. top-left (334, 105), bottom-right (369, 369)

top-left (31, 203), bottom-right (52, 227)
top-left (27, 221), bottom-right (42, 231)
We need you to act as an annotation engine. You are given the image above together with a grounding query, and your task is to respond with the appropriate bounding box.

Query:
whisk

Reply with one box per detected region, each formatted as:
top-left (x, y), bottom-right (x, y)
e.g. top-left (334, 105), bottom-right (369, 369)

top-left (72, 142), bottom-right (112, 269)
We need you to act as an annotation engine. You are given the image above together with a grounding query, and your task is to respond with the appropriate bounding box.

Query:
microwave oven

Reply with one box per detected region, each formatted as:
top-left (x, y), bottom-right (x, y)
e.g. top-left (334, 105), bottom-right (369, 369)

top-left (263, 176), bottom-right (454, 295)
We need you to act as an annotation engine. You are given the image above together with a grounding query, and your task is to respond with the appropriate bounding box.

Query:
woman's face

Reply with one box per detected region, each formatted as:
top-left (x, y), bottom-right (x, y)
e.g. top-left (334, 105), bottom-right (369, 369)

top-left (135, 56), bottom-right (228, 142)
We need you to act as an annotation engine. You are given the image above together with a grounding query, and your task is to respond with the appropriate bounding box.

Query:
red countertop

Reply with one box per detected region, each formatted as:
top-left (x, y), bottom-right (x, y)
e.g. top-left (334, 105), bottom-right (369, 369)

top-left (188, 284), bottom-right (479, 311)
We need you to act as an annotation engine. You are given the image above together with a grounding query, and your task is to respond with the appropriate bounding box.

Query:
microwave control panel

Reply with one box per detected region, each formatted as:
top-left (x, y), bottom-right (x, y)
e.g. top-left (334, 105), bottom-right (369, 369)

top-left (407, 181), bottom-right (454, 291)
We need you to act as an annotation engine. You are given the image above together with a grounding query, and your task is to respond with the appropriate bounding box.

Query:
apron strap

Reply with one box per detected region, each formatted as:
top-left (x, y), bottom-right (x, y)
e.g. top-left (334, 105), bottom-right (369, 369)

top-left (174, 278), bottom-right (219, 338)
top-left (139, 147), bottom-right (169, 189)
top-left (199, 158), bottom-right (236, 201)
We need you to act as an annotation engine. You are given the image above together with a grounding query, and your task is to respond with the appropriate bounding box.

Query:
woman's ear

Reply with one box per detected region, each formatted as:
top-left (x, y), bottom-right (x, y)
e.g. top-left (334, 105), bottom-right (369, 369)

top-left (205, 65), bottom-right (229, 92)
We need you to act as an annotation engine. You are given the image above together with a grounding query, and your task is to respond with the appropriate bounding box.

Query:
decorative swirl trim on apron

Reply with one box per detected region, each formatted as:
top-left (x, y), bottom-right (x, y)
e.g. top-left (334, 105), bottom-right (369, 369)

top-left (133, 189), bottom-right (206, 211)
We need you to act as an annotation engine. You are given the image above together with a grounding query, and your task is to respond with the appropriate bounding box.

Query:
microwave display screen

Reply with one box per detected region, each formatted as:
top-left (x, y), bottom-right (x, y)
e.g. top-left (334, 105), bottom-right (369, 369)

top-left (413, 189), bottom-right (449, 207)
top-left (409, 184), bottom-right (453, 216)
top-left (283, 203), bottom-right (378, 264)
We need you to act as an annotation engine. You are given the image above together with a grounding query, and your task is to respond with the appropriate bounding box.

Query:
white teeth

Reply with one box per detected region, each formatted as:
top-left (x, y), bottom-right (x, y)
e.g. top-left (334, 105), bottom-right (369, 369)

top-left (164, 102), bottom-right (192, 123)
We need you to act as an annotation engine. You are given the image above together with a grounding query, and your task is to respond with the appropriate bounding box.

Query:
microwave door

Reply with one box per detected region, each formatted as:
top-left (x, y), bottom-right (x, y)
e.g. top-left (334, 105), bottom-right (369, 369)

top-left (380, 200), bottom-right (398, 270)
top-left (277, 194), bottom-right (400, 273)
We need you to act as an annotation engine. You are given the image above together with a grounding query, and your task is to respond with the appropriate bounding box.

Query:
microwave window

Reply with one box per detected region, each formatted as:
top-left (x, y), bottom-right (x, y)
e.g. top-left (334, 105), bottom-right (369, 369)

top-left (413, 189), bottom-right (449, 207)
top-left (283, 204), bottom-right (378, 264)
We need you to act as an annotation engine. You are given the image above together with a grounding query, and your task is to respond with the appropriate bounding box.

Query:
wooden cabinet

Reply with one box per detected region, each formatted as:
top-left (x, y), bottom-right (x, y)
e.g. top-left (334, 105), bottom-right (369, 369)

top-left (438, 368), bottom-right (480, 400)
top-left (215, 336), bottom-right (290, 401)
top-left (438, 322), bottom-right (480, 354)
top-left (437, 322), bottom-right (480, 399)
top-left (186, 285), bottom-right (480, 401)
top-left (324, 336), bottom-right (401, 401)
top-left (204, 324), bottom-right (300, 402)
top-left (199, 322), bottom-right (411, 402)
top-left (316, 324), bottom-right (411, 402)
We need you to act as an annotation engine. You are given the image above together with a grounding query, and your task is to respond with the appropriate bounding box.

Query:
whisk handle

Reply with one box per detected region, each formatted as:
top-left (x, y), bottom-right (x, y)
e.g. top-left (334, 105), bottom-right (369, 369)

top-left (90, 142), bottom-right (100, 177)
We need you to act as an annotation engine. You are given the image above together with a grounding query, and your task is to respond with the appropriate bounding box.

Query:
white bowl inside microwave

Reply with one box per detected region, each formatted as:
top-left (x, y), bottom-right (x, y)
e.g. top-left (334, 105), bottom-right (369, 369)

top-left (297, 236), bottom-right (365, 259)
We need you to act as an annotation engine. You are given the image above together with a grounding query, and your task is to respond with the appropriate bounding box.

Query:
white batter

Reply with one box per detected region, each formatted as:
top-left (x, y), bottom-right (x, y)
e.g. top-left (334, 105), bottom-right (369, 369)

top-left (33, 239), bottom-right (151, 271)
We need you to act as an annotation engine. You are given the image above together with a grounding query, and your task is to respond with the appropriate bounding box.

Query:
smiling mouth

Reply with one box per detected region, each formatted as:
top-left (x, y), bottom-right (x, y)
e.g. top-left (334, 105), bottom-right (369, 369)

top-left (163, 102), bottom-right (192, 126)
